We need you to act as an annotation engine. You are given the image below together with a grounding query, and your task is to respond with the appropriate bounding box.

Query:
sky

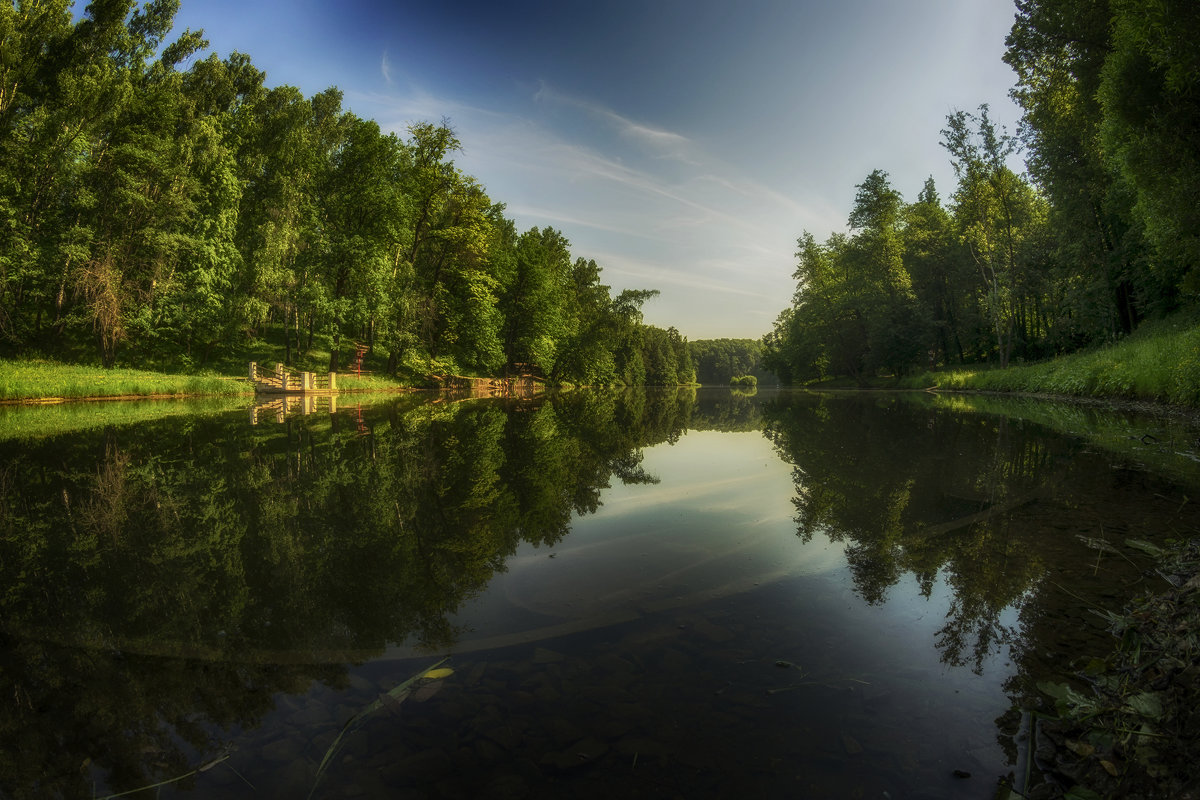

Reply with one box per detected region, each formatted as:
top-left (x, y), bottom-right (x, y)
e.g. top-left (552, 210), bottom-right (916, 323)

top-left (171, 0), bottom-right (1025, 340)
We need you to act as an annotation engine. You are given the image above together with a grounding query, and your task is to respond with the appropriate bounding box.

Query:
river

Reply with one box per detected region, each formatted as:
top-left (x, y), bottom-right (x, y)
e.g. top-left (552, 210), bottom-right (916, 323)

top-left (1, 387), bottom-right (1197, 799)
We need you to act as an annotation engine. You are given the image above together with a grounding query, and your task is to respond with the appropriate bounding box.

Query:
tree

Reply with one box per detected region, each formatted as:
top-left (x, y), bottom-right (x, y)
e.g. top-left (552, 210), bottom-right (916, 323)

top-left (316, 115), bottom-right (408, 372)
top-left (903, 178), bottom-right (974, 365)
top-left (846, 169), bottom-right (929, 376)
top-left (1006, 0), bottom-right (1150, 341)
top-left (551, 257), bottom-right (616, 384)
top-left (1099, 0), bottom-right (1200, 300)
top-left (942, 107), bottom-right (1045, 368)
top-left (401, 121), bottom-right (503, 375)
top-left (499, 226), bottom-right (572, 376)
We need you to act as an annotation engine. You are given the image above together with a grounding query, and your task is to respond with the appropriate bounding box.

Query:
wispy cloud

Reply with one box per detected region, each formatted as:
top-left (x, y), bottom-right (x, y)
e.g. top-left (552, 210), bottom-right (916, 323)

top-left (504, 205), bottom-right (671, 241)
top-left (533, 82), bottom-right (690, 151)
top-left (380, 52), bottom-right (392, 86)
top-left (591, 251), bottom-right (775, 300)
top-left (348, 81), bottom-right (822, 337)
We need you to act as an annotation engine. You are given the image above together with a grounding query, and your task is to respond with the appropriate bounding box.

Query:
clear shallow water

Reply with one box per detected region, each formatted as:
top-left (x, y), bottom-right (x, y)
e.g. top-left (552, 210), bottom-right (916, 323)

top-left (1, 388), bottom-right (1197, 798)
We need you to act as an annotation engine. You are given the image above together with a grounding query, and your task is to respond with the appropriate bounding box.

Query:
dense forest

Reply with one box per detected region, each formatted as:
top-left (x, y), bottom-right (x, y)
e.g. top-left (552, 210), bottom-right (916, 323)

top-left (764, 0), bottom-right (1200, 384)
top-left (0, 0), bottom-right (696, 385)
top-left (687, 338), bottom-right (772, 385)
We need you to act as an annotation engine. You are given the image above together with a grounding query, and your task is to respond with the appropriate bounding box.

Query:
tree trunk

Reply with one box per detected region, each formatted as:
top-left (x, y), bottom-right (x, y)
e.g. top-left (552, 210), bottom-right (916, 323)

top-left (284, 304), bottom-right (292, 366)
top-left (329, 332), bottom-right (340, 373)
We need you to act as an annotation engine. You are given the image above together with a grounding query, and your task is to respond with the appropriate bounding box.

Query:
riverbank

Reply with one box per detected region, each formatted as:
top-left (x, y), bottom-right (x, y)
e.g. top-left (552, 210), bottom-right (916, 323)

top-left (1024, 537), bottom-right (1200, 799)
top-left (898, 314), bottom-right (1200, 409)
top-left (0, 359), bottom-right (410, 402)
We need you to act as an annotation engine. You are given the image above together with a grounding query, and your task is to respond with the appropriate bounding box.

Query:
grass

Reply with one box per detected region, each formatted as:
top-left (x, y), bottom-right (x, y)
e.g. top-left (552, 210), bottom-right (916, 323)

top-left (0, 360), bottom-right (250, 401)
top-left (0, 356), bottom-right (413, 403)
top-left (898, 314), bottom-right (1200, 408)
top-left (334, 372), bottom-right (413, 393)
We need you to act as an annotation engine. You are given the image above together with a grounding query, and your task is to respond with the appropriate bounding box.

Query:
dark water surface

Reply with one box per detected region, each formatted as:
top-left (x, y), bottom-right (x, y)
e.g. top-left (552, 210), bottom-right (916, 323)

top-left (2, 388), bottom-right (1198, 799)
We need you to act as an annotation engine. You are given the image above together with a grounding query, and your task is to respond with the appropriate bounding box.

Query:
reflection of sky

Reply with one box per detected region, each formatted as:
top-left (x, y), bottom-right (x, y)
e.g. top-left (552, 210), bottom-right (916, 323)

top-left (433, 426), bottom-right (1020, 786)
top-left (446, 428), bottom-right (1018, 691)
top-left (494, 430), bottom-right (845, 620)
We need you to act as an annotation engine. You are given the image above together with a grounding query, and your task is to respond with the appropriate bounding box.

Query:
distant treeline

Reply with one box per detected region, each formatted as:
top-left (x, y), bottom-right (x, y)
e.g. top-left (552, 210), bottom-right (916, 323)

top-left (764, 0), bottom-right (1200, 385)
top-left (0, 1), bottom-right (694, 385)
top-left (687, 338), bottom-right (773, 385)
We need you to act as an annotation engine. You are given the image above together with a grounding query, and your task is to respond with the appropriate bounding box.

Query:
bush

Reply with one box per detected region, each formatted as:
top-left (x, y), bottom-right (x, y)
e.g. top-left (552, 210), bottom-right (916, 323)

top-left (730, 375), bottom-right (757, 388)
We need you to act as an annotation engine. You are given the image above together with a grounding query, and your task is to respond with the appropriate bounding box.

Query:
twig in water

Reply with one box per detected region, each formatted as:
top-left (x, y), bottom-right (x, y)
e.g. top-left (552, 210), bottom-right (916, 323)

top-left (93, 750), bottom-right (233, 800)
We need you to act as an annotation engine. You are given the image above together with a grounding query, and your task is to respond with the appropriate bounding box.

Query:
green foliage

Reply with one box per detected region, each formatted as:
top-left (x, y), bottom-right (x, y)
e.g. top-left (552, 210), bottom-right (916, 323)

top-left (0, 359), bottom-right (246, 400)
top-left (765, 173), bottom-right (947, 385)
top-left (1099, 0), bottom-right (1200, 298)
top-left (690, 338), bottom-right (766, 384)
top-left (0, 4), bottom-right (684, 388)
top-left (901, 312), bottom-right (1200, 408)
top-left (729, 374), bottom-right (757, 388)
top-left (768, 2), bottom-right (1200, 390)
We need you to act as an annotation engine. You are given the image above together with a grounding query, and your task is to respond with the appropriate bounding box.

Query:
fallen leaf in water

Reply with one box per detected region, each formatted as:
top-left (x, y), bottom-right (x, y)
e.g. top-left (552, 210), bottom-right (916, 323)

top-left (414, 680), bottom-right (443, 702)
top-left (423, 667), bottom-right (454, 680)
top-left (379, 692), bottom-right (406, 717)
top-left (1125, 539), bottom-right (1164, 558)
top-left (1066, 740), bottom-right (1095, 757)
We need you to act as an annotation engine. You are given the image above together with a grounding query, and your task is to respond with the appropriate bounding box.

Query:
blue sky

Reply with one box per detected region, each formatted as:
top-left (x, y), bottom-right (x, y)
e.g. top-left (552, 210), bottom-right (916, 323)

top-left (172, 0), bottom-right (1023, 339)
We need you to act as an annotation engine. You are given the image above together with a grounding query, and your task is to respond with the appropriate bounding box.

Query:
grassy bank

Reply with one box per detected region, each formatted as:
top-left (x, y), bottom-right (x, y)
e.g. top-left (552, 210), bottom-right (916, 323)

top-left (899, 315), bottom-right (1200, 408)
top-left (0, 360), bottom-right (252, 401)
top-left (0, 359), bottom-right (412, 402)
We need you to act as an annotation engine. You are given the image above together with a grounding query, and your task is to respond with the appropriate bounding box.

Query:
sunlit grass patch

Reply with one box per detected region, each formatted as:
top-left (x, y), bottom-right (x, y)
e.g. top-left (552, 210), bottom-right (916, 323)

top-left (900, 314), bottom-right (1200, 408)
top-left (0, 359), bottom-right (248, 401)
top-left (335, 373), bottom-right (411, 392)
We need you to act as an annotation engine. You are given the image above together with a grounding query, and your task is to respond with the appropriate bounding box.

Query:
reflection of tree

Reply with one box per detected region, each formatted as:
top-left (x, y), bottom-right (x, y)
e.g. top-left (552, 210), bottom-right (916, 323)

top-left (0, 388), bottom-right (696, 798)
top-left (762, 392), bottom-right (1059, 671)
top-left (689, 386), bottom-right (763, 431)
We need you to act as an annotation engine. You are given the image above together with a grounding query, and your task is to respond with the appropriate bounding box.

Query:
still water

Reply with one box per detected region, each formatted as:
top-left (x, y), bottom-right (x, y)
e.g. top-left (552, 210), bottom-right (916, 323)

top-left (1, 388), bottom-right (1197, 799)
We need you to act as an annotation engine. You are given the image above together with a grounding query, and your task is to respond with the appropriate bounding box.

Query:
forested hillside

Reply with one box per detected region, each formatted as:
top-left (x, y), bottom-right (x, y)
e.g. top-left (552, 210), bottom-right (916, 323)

top-left (764, 0), bottom-right (1200, 385)
top-left (0, 1), bottom-right (694, 385)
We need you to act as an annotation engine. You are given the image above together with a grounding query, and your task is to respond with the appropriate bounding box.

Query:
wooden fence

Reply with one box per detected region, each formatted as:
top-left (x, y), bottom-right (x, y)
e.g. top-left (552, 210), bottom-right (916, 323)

top-left (248, 362), bottom-right (337, 394)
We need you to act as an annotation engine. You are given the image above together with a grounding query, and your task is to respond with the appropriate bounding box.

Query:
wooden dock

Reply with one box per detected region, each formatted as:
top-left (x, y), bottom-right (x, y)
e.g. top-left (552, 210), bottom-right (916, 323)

top-left (249, 362), bottom-right (337, 395)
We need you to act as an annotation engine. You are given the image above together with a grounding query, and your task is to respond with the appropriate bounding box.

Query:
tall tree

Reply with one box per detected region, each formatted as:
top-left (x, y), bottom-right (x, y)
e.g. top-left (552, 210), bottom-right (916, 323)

top-left (1006, 0), bottom-right (1148, 339)
top-left (499, 226), bottom-right (572, 376)
top-left (942, 107), bottom-right (1045, 368)
top-left (1099, 0), bottom-right (1200, 299)
top-left (846, 169), bottom-right (929, 376)
top-left (903, 178), bottom-right (974, 365)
